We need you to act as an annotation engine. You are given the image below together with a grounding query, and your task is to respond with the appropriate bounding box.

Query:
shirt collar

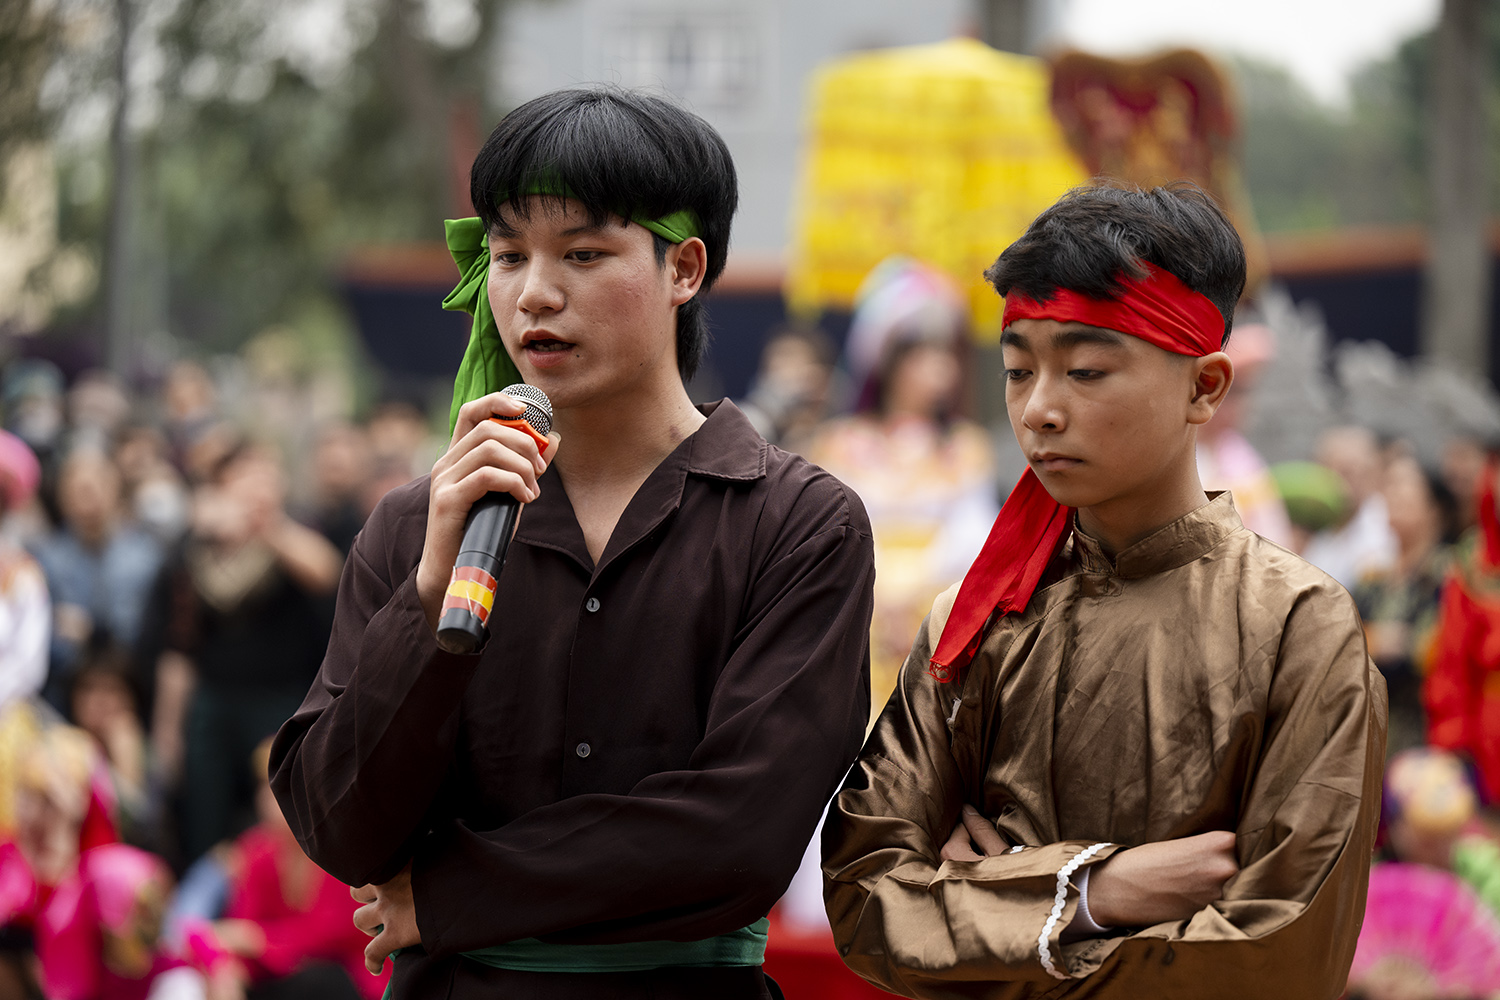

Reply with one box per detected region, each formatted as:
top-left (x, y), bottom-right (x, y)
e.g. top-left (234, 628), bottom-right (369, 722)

top-left (1070, 491), bottom-right (1244, 579)
top-left (684, 400), bottom-right (768, 482)
top-left (514, 399), bottom-right (767, 574)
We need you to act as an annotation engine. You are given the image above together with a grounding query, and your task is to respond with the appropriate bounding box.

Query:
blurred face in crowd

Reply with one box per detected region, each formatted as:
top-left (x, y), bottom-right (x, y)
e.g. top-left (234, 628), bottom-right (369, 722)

top-left (71, 669), bottom-right (138, 749)
top-left (312, 423), bottom-right (372, 504)
top-left (58, 450), bottom-right (124, 546)
top-left (1316, 426), bottom-right (1383, 506)
top-left (883, 342), bottom-right (961, 420)
top-left (1383, 455), bottom-right (1442, 550)
top-left (194, 445), bottom-right (286, 545)
top-left (163, 361), bottom-right (215, 424)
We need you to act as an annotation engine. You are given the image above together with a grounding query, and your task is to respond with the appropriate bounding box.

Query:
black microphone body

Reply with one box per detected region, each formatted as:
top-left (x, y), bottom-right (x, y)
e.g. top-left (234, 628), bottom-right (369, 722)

top-left (435, 384), bottom-right (552, 654)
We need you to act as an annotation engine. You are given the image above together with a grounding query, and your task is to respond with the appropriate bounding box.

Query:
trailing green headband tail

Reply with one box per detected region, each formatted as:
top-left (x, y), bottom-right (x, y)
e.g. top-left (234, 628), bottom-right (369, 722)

top-left (440, 203), bottom-right (701, 435)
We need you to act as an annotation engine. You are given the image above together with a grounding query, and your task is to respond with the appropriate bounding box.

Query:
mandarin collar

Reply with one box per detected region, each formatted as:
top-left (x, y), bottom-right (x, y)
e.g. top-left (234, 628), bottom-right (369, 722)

top-left (1069, 491), bottom-right (1244, 579)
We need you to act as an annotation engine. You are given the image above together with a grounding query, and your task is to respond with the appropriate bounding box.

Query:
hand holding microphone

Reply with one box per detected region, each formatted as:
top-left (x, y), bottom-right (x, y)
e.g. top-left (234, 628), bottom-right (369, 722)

top-left (418, 385), bottom-right (555, 652)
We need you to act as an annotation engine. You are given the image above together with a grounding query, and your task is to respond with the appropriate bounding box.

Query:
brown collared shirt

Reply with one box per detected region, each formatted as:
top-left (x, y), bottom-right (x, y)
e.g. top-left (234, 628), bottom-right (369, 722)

top-left (271, 401), bottom-right (875, 999)
top-left (824, 494), bottom-right (1387, 999)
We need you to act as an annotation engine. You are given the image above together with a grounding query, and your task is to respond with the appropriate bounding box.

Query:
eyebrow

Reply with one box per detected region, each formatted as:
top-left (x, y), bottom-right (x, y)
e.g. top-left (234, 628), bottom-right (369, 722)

top-left (1000, 327), bottom-right (1127, 351)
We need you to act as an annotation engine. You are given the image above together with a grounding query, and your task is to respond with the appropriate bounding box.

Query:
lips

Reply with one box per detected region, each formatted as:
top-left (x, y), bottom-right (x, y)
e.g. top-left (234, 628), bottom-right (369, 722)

top-left (1031, 454), bottom-right (1082, 472)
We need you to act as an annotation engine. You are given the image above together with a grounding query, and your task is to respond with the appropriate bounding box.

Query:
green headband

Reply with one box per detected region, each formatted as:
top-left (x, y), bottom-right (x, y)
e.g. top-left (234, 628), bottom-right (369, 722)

top-left (440, 197), bottom-right (701, 434)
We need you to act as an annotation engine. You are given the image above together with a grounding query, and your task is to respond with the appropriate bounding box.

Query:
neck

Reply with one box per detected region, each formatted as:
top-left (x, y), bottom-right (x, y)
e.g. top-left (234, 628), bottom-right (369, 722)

top-left (1074, 446), bottom-right (1209, 557)
top-left (552, 376), bottom-right (706, 488)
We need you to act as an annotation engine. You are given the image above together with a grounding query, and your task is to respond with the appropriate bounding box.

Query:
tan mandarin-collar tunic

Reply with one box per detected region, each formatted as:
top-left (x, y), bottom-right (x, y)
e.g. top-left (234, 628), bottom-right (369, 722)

top-left (824, 494), bottom-right (1386, 1000)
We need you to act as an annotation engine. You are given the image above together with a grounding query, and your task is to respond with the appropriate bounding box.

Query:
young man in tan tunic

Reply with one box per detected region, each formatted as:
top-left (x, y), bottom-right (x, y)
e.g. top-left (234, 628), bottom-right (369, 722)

top-left (822, 186), bottom-right (1386, 999)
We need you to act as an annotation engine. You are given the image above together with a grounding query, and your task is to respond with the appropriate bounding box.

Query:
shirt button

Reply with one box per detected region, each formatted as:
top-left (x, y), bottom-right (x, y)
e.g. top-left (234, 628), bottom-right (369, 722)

top-left (585, 597), bottom-right (601, 612)
top-left (575, 742), bottom-right (591, 758)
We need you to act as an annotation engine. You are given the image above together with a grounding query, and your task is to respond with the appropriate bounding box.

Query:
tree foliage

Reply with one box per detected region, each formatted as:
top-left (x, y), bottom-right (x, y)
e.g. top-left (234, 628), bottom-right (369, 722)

top-left (1235, 5), bottom-right (1500, 233)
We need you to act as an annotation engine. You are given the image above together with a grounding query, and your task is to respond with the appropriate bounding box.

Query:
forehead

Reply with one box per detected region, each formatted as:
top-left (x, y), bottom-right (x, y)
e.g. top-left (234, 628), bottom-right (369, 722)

top-left (492, 196), bottom-right (632, 239)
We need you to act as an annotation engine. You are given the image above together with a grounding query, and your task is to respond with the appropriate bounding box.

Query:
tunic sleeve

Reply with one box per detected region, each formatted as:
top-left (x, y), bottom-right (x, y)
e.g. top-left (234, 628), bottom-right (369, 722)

top-left (824, 582), bottom-right (1387, 1000)
top-left (406, 503), bottom-right (875, 957)
top-left (269, 480), bottom-right (483, 887)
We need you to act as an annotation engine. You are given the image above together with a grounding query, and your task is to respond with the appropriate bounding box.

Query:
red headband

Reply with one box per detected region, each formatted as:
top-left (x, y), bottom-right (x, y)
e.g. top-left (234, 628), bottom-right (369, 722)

top-left (1000, 262), bottom-right (1224, 358)
top-left (929, 264), bottom-right (1225, 681)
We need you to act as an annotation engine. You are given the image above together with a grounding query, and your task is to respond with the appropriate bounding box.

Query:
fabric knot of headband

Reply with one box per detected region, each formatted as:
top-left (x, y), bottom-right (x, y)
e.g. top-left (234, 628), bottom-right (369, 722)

top-left (928, 261), bottom-right (1225, 682)
top-left (441, 188), bottom-right (703, 434)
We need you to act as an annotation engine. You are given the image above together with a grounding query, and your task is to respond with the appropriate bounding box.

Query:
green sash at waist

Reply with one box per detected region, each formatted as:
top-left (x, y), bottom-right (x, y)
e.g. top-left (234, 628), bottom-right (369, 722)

top-left (380, 918), bottom-right (767, 997)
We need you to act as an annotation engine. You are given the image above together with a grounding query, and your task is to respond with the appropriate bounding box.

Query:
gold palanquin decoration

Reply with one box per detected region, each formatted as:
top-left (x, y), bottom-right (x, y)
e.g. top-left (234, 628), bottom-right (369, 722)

top-left (785, 38), bottom-right (1088, 341)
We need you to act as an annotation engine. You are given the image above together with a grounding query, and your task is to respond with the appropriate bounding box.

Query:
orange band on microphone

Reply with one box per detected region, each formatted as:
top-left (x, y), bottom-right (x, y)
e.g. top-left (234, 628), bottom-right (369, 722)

top-left (488, 417), bottom-right (551, 454)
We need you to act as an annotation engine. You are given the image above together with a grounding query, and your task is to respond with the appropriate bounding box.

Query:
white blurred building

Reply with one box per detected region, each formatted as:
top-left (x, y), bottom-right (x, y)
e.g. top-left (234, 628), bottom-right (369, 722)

top-left (489, 0), bottom-right (986, 258)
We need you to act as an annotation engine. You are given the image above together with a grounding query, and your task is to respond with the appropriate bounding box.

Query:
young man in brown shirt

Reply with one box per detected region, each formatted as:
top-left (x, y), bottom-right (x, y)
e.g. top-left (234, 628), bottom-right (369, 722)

top-left (822, 186), bottom-right (1385, 999)
top-left (270, 88), bottom-right (875, 1000)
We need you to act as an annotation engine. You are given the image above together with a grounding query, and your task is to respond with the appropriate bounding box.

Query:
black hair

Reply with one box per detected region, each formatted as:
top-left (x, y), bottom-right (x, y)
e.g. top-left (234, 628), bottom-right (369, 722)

top-left (1417, 462), bottom-right (1461, 546)
top-left (471, 87), bottom-right (739, 382)
top-left (984, 182), bottom-right (1247, 346)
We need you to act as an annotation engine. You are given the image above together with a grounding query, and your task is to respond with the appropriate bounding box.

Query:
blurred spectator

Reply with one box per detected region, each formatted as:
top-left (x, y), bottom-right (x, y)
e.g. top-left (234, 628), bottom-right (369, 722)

top-left (161, 362), bottom-right (219, 476)
top-left (114, 426), bottom-right (190, 546)
top-left (66, 372), bottom-right (133, 457)
top-left (170, 739), bottom-right (383, 1000)
top-left (29, 449), bottom-right (164, 715)
top-left (147, 442), bottom-right (341, 862)
top-left (1427, 452), bottom-right (1500, 803)
top-left (1268, 459), bottom-right (1350, 556)
top-left (1195, 322), bottom-right (1295, 547)
top-left (70, 641), bottom-right (162, 853)
top-left (1354, 456), bottom-right (1459, 756)
top-left (804, 258), bottom-right (998, 719)
top-left (1347, 749), bottom-right (1500, 1000)
top-left (738, 326), bottom-right (837, 452)
top-left (296, 424), bottom-right (373, 557)
top-left (1301, 425), bottom-right (1398, 591)
top-left (2, 360), bottom-right (65, 467)
top-left (1442, 433), bottom-right (1488, 535)
top-left (0, 430), bottom-right (48, 712)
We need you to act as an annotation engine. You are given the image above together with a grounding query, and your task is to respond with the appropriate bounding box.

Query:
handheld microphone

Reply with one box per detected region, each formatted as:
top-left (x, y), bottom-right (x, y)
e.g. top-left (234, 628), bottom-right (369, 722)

top-left (436, 384), bottom-right (553, 654)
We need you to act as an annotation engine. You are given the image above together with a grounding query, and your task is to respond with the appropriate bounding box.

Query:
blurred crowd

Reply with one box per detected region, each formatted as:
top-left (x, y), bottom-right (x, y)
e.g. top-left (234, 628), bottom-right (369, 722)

top-left (1, 257), bottom-right (1500, 996)
top-left (0, 356), bottom-right (441, 999)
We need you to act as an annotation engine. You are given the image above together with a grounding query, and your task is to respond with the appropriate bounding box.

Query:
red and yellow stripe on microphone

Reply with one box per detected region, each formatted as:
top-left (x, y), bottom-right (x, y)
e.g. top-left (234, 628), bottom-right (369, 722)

top-left (442, 565), bottom-right (498, 625)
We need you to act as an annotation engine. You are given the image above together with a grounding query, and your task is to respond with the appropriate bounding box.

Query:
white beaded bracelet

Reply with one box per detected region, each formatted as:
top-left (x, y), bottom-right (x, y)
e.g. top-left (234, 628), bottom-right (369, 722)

top-left (1037, 843), bottom-right (1111, 980)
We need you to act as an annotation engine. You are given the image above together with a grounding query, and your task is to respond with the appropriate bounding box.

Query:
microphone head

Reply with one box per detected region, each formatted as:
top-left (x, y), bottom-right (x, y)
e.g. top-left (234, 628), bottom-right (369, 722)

top-left (500, 383), bottom-right (553, 436)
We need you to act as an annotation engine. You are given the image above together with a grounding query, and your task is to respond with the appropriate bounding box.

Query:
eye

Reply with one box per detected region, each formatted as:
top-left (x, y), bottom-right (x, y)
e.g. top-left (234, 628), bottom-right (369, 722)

top-left (1068, 369), bottom-right (1104, 380)
top-left (568, 249), bottom-right (604, 263)
top-left (492, 251), bottom-right (524, 266)
top-left (1003, 369), bottom-right (1030, 382)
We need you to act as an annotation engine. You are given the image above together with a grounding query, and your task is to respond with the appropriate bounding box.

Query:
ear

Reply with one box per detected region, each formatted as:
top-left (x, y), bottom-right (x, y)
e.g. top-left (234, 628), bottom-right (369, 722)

top-left (1186, 352), bottom-right (1234, 426)
top-left (666, 237), bottom-right (708, 307)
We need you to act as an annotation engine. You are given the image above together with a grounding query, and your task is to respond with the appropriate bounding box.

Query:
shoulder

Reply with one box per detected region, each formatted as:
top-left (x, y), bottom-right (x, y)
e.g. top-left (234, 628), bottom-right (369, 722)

top-left (349, 476), bottom-right (431, 582)
top-left (760, 443), bottom-right (873, 543)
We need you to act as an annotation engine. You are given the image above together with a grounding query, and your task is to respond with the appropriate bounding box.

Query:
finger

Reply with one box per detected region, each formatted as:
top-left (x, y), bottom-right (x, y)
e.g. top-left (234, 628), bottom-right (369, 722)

top-left (351, 884), bottom-right (377, 905)
top-left (961, 805), bottom-right (1009, 856)
top-left (442, 426), bottom-right (545, 493)
top-left (352, 901), bottom-right (381, 938)
top-left (939, 821), bottom-right (982, 862)
top-left (451, 392), bottom-right (526, 446)
top-left (364, 931), bottom-right (390, 976)
top-left (434, 443), bottom-right (543, 509)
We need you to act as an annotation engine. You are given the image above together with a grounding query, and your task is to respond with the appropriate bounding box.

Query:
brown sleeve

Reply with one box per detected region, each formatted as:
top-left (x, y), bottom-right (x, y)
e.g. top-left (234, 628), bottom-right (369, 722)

top-left (269, 480), bottom-right (479, 887)
top-left (822, 601), bottom-right (1124, 999)
top-left (824, 586), bottom-right (1387, 1000)
top-left (408, 513), bottom-right (876, 958)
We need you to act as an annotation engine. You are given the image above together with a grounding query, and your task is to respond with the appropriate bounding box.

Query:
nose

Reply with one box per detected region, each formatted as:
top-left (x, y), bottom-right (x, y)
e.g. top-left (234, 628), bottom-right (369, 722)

top-left (1021, 372), bottom-right (1067, 434)
top-left (515, 257), bottom-right (565, 315)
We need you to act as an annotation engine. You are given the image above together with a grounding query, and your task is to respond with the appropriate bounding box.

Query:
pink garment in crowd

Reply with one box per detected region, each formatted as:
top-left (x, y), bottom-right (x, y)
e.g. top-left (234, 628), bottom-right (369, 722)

top-left (227, 824), bottom-right (390, 999)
